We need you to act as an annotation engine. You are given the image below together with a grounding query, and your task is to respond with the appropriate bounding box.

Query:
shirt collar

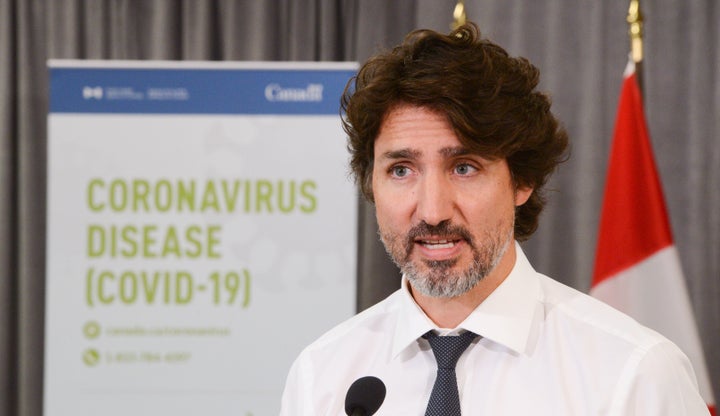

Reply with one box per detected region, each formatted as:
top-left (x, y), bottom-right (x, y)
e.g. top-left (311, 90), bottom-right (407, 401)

top-left (391, 242), bottom-right (542, 358)
top-left (392, 277), bottom-right (438, 358)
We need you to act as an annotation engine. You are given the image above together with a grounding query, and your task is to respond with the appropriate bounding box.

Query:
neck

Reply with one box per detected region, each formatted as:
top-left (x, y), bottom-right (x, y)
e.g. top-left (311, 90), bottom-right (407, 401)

top-left (410, 243), bottom-right (517, 329)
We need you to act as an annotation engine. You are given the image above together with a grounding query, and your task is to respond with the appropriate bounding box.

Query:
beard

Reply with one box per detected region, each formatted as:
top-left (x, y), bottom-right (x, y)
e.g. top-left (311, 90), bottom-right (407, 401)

top-left (380, 218), bottom-right (513, 298)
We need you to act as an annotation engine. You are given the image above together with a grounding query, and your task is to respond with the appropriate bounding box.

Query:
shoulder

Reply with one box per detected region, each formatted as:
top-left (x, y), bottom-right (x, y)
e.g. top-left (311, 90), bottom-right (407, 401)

top-left (535, 274), bottom-right (707, 414)
top-left (613, 340), bottom-right (708, 414)
top-left (280, 290), bottom-right (404, 415)
top-left (291, 288), bottom-right (403, 362)
top-left (537, 273), bottom-right (668, 349)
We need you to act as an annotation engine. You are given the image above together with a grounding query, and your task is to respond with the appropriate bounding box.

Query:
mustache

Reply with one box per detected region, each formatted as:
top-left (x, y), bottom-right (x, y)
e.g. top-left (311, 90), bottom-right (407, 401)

top-left (404, 220), bottom-right (475, 258)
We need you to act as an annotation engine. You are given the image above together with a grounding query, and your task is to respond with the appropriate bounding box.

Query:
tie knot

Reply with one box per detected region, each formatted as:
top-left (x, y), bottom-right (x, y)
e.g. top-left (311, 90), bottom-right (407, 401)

top-left (423, 331), bottom-right (477, 369)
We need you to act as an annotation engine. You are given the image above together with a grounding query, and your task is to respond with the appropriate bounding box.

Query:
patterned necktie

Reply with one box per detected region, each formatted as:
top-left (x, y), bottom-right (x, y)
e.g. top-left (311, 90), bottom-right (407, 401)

top-left (422, 331), bottom-right (478, 416)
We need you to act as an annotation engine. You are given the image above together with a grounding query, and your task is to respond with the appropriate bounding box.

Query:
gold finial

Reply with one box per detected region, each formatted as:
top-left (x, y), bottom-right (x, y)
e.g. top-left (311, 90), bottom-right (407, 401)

top-left (627, 0), bottom-right (644, 63)
top-left (452, 0), bottom-right (467, 30)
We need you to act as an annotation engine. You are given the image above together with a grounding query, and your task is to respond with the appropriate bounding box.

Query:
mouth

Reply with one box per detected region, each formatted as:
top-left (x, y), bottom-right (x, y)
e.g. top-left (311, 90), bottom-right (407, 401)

top-left (403, 221), bottom-right (474, 262)
top-left (412, 236), bottom-right (466, 261)
top-left (416, 238), bottom-right (462, 250)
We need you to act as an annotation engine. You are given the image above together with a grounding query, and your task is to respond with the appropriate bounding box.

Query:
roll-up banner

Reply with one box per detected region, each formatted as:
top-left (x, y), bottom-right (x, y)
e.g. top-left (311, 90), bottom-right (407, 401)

top-left (45, 61), bottom-right (358, 416)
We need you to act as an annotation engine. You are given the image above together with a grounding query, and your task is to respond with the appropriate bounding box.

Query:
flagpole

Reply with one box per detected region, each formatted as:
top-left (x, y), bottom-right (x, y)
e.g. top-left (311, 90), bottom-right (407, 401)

top-left (627, 0), bottom-right (644, 92)
top-left (452, 0), bottom-right (467, 30)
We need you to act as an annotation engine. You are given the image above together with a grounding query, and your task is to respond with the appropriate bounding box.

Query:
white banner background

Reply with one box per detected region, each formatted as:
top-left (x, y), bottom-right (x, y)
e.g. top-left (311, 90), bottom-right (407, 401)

top-left (45, 62), bottom-right (357, 416)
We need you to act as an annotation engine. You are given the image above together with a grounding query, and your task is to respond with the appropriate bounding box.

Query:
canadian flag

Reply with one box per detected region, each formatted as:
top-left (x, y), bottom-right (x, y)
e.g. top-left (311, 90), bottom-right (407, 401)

top-left (591, 61), bottom-right (716, 415)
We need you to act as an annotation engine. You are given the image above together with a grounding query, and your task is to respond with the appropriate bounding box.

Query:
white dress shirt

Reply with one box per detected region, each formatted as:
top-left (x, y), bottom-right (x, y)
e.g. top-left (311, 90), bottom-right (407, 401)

top-left (280, 244), bottom-right (708, 415)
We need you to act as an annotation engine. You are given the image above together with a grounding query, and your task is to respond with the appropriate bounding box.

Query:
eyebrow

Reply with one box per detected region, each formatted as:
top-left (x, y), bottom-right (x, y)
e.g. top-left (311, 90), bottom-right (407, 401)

top-left (380, 148), bottom-right (421, 160)
top-left (439, 146), bottom-right (472, 157)
top-left (380, 146), bottom-right (472, 160)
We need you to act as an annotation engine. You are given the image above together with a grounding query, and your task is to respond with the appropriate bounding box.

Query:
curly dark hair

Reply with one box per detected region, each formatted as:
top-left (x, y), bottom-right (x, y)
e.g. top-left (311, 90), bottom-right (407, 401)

top-left (341, 22), bottom-right (569, 240)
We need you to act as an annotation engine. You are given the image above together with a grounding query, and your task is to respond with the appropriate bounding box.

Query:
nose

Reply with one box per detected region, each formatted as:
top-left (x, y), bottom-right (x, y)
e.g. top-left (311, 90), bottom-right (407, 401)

top-left (414, 171), bottom-right (454, 226)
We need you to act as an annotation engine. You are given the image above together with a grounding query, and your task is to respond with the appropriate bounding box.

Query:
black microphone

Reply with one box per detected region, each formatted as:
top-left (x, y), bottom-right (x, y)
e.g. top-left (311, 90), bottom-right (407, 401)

top-left (344, 376), bottom-right (386, 416)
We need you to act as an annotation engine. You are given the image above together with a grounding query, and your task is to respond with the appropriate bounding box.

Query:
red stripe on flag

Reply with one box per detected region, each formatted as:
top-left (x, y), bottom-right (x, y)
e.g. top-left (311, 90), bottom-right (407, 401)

top-left (592, 71), bottom-right (673, 285)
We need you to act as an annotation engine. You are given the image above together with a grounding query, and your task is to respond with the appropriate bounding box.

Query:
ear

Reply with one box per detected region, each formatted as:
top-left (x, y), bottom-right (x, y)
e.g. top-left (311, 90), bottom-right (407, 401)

top-left (514, 186), bottom-right (533, 207)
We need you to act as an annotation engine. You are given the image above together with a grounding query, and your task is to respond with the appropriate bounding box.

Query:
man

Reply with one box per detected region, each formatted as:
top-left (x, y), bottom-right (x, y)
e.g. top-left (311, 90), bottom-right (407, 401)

top-left (280, 23), bottom-right (707, 415)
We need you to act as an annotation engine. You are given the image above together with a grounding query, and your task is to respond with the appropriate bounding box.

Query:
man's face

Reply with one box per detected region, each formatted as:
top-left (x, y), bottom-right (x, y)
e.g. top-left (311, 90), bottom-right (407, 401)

top-left (372, 105), bottom-right (532, 298)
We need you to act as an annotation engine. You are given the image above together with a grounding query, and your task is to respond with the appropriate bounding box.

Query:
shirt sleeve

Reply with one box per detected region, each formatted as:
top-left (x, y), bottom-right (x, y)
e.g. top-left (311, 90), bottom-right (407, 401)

top-left (281, 350), bottom-right (334, 416)
top-left (280, 355), bottom-right (308, 416)
top-left (611, 340), bottom-right (710, 415)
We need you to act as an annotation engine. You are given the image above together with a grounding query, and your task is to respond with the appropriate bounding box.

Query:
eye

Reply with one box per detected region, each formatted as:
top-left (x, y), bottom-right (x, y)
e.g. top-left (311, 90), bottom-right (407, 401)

top-left (391, 165), bottom-right (411, 178)
top-left (454, 163), bottom-right (478, 176)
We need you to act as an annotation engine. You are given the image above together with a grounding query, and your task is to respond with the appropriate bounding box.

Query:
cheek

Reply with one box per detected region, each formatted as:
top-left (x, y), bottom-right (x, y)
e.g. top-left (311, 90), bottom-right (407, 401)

top-left (374, 190), bottom-right (414, 231)
top-left (374, 196), bottom-right (396, 227)
top-left (459, 189), bottom-right (515, 224)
